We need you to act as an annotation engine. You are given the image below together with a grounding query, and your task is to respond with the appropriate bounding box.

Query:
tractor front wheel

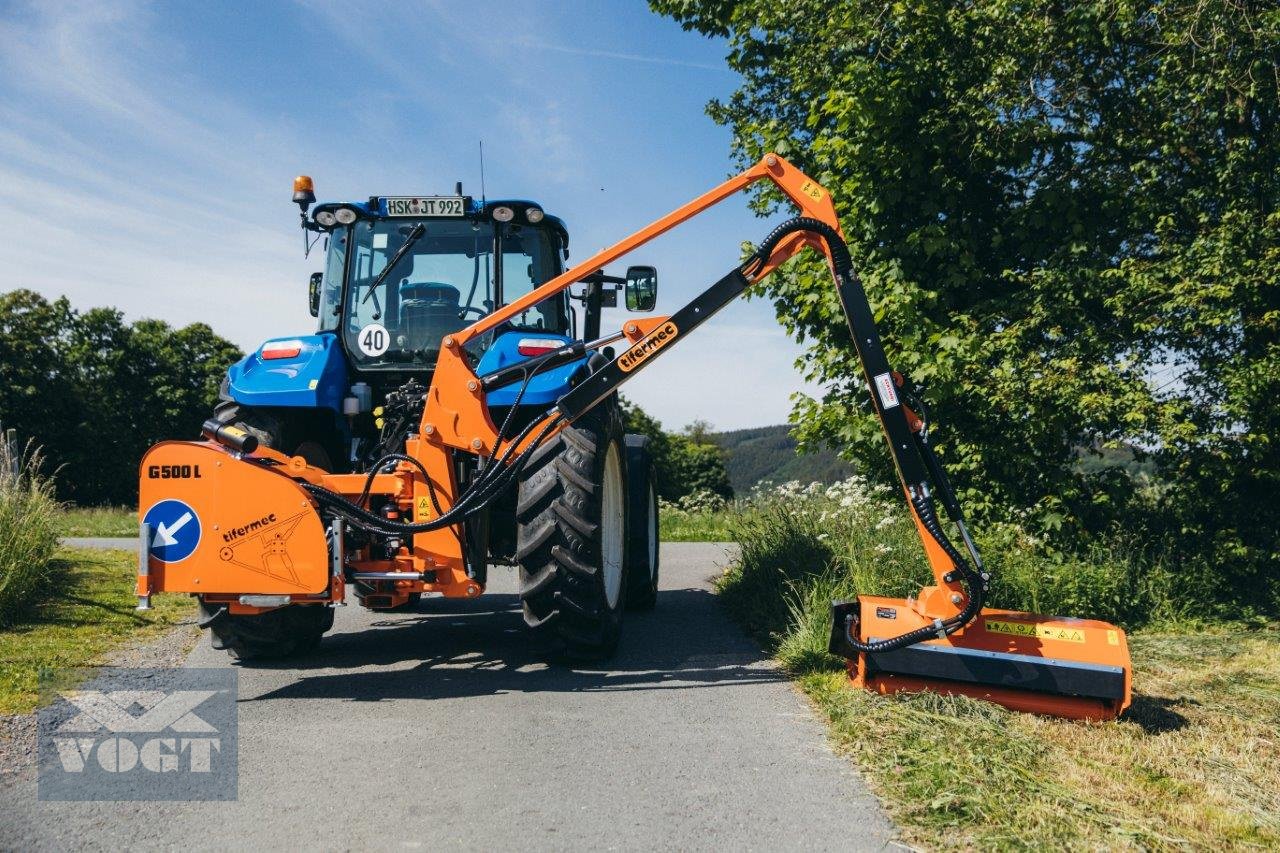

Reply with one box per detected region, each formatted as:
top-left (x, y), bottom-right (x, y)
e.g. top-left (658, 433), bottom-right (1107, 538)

top-left (515, 400), bottom-right (628, 659)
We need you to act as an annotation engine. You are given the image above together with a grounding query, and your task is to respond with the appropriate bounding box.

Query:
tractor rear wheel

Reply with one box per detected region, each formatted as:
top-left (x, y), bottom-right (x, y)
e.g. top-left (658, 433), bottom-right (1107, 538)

top-left (515, 400), bottom-right (628, 659)
top-left (624, 435), bottom-right (660, 611)
top-left (198, 601), bottom-right (334, 661)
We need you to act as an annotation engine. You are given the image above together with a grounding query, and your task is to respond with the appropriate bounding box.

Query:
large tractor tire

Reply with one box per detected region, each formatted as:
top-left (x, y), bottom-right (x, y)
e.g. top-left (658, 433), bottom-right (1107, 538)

top-left (515, 400), bottom-right (628, 659)
top-left (624, 435), bottom-right (660, 611)
top-left (198, 601), bottom-right (334, 661)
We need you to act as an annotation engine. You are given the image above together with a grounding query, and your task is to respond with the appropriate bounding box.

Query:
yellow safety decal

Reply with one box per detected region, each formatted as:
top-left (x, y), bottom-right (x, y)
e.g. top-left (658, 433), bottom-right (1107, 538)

top-left (308, 379), bottom-right (319, 390)
top-left (985, 619), bottom-right (1086, 643)
top-left (1107, 630), bottom-right (1120, 646)
top-left (617, 322), bottom-right (679, 373)
top-left (799, 180), bottom-right (825, 202)
top-left (416, 496), bottom-right (432, 519)
top-left (223, 425), bottom-right (246, 438)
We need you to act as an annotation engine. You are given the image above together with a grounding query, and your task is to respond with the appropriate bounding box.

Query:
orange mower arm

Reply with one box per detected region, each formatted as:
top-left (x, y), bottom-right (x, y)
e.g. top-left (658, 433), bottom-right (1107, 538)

top-left (407, 154), bottom-right (988, 655)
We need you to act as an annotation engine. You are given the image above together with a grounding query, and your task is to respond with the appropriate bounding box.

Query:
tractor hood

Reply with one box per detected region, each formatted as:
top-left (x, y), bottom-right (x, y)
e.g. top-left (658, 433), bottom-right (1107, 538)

top-left (226, 333), bottom-right (348, 412)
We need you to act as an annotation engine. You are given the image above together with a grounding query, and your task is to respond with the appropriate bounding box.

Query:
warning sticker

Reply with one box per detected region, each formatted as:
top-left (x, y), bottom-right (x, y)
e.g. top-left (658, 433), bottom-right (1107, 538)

top-left (985, 619), bottom-right (1086, 644)
top-left (873, 372), bottom-right (899, 410)
top-left (416, 496), bottom-right (432, 519)
top-left (799, 180), bottom-right (825, 202)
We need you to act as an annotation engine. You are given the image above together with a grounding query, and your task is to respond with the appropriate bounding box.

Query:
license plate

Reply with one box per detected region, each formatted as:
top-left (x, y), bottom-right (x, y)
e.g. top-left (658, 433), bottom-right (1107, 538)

top-left (384, 196), bottom-right (467, 217)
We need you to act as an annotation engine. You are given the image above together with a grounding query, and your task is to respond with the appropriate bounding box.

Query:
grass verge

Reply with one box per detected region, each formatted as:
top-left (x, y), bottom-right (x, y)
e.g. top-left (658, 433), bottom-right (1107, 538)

top-left (0, 442), bottom-right (60, 625)
top-left (787, 631), bottom-right (1280, 850)
top-left (55, 506), bottom-right (136, 538)
top-left (716, 478), bottom-right (1280, 849)
top-left (0, 548), bottom-right (194, 715)
top-left (661, 506), bottom-right (744, 541)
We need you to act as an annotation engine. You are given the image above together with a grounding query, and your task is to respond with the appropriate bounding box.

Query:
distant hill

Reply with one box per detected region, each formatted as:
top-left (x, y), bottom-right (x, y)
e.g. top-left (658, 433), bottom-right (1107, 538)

top-left (711, 425), bottom-right (852, 496)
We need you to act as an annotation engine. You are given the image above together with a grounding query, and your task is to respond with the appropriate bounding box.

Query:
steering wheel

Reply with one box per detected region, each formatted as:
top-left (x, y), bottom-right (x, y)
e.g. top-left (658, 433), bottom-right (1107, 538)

top-left (458, 306), bottom-right (487, 319)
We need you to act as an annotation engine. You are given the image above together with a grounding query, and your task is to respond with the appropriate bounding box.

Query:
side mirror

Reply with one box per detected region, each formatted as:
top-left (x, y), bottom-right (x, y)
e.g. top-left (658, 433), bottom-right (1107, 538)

top-left (624, 265), bottom-right (658, 312)
top-left (308, 272), bottom-right (323, 317)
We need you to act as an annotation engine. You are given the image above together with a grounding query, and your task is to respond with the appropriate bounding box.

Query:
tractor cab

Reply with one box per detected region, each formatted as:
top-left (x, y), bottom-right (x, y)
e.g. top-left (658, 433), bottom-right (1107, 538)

top-left (218, 177), bottom-right (657, 475)
top-left (307, 194), bottom-right (572, 373)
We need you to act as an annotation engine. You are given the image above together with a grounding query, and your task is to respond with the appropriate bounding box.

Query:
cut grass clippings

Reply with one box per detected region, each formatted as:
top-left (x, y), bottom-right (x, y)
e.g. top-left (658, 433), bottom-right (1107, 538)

top-left (0, 547), bottom-right (195, 715)
top-left (55, 505), bottom-right (137, 538)
top-left (789, 630), bottom-right (1280, 850)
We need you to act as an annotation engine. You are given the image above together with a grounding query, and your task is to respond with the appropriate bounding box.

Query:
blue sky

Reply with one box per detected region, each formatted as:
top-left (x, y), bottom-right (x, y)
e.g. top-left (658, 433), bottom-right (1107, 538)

top-left (0, 0), bottom-right (820, 430)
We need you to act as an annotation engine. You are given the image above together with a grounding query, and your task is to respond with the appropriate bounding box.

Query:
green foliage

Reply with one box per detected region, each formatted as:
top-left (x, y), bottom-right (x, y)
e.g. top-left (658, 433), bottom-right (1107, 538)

top-left (0, 290), bottom-right (242, 505)
top-left (0, 547), bottom-right (195, 714)
top-left (621, 397), bottom-right (734, 502)
top-left (55, 506), bottom-right (137, 537)
top-left (653, 0), bottom-right (1280, 611)
top-left (0, 439), bottom-right (60, 627)
top-left (719, 479), bottom-right (1188, 642)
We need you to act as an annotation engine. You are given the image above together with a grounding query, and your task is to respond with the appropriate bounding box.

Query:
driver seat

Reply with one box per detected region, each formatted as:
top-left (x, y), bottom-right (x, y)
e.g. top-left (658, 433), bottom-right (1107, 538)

top-left (399, 281), bottom-right (467, 350)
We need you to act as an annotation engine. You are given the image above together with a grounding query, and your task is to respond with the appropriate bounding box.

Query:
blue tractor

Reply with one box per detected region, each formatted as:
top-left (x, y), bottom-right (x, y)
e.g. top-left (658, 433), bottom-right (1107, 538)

top-left (205, 179), bottom-right (660, 659)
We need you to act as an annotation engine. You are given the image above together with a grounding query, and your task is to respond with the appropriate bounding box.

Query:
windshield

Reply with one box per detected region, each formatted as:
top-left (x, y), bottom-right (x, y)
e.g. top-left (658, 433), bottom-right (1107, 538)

top-left (319, 218), bottom-right (566, 368)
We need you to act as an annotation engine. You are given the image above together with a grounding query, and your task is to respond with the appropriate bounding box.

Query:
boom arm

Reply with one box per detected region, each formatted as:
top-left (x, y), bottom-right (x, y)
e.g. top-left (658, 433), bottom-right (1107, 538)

top-left (418, 154), bottom-right (988, 651)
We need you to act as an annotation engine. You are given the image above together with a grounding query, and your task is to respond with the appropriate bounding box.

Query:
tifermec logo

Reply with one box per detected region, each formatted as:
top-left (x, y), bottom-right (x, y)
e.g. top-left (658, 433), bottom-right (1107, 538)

top-left (617, 321), bottom-right (679, 373)
top-left (38, 668), bottom-right (237, 801)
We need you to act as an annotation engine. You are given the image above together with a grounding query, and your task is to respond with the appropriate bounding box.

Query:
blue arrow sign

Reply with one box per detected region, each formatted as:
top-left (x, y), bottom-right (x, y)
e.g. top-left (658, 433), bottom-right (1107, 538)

top-left (143, 499), bottom-right (202, 563)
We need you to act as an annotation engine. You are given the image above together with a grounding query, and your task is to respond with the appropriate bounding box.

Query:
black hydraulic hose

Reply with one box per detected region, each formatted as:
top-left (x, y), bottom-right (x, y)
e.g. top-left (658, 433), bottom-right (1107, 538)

top-left (490, 344), bottom-right (564, 460)
top-left (746, 216), bottom-right (853, 277)
top-left (747, 216), bottom-right (988, 654)
top-left (302, 413), bottom-right (564, 536)
top-left (349, 359), bottom-right (556, 540)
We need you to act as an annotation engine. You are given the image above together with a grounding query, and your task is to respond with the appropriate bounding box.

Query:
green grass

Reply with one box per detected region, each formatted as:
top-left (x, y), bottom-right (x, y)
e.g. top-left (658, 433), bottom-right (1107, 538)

top-left (0, 441), bottom-right (61, 626)
top-left (714, 478), bottom-right (1280, 849)
top-left (781, 631), bottom-right (1280, 850)
top-left (55, 505), bottom-right (136, 537)
top-left (661, 506), bottom-right (744, 541)
top-left (0, 547), bottom-right (195, 715)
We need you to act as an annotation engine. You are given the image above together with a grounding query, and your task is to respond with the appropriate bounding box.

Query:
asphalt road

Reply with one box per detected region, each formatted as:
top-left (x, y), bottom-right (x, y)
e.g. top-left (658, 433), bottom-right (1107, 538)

top-left (4, 542), bottom-right (894, 850)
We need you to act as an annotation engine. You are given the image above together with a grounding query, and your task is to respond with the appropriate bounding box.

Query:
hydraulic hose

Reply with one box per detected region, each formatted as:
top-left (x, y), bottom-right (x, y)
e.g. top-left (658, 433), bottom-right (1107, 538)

top-left (747, 217), bottom-right (988, 654)
top-left (301, 412), bottom-right (564, 536)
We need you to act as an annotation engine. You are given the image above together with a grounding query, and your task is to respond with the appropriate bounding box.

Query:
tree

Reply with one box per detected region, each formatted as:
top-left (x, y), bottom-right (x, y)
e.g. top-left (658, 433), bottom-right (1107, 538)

top-left (621, 398), bottom-right (734, 502)
top-left (0, 290), bottom-right (242, 505)
top-left (653, 0), bottom-right (1279, 603)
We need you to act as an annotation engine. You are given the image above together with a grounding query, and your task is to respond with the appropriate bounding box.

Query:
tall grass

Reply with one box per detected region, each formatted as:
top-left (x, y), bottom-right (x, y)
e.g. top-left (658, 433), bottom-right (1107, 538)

top-left (0, 437), bottom-right (61, 626)
top-left (717, 477), bottom-right (1187, 666)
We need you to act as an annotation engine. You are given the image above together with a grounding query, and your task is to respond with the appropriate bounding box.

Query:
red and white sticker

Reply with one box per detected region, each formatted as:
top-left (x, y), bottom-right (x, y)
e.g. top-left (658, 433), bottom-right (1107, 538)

top-left (357, 323), bottom-right (390, 357)
top-left (261, 339), bottom-right (303, 360)
top-left (517, 338), bottom-right (562, 356)
top-left (873, 372), bottom-right (899, 409)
